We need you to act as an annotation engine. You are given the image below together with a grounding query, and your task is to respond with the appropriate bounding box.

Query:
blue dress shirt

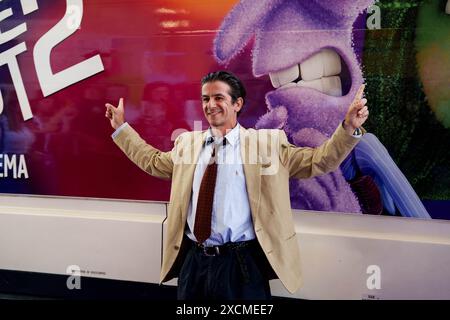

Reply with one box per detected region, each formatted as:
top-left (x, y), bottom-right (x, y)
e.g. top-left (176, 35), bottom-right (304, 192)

top-left (113, 122), bottom-right (255, 246)
top-left (185, 123), bottom-right (255, 246)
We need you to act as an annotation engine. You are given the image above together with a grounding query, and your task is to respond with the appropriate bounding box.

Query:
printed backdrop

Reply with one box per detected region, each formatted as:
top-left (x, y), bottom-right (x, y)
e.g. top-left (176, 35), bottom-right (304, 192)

top-left (0, 0), bottom-right (448, 219)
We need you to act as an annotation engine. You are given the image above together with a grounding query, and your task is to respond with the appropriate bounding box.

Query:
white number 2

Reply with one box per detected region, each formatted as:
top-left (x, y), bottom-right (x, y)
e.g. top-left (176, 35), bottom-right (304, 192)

top-left (34, 0), bottom-right (104, 97)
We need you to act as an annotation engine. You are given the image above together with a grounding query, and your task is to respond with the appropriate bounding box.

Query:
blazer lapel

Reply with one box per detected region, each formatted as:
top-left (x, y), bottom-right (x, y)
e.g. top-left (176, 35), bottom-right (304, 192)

top-left (180, 130), bottom-right (207, 224)
top-left (240, 126), bottom-right (261, 221)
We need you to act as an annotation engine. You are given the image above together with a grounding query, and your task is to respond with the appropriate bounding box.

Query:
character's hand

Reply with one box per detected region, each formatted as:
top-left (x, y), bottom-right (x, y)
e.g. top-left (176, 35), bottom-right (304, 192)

top-left (344, 84), bottom-right (369, 135)
top-left (105, 98), bottom-right (125, 130)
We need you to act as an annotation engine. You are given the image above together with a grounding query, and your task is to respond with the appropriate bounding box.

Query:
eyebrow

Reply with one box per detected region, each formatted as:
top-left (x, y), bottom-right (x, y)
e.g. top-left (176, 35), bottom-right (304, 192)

top-left (201, 93), bottom-right (226, 99)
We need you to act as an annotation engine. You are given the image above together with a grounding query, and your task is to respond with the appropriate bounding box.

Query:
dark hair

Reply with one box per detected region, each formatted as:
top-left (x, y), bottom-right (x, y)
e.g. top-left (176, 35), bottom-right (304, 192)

top-left (201, 70), bottom-right (246, 116)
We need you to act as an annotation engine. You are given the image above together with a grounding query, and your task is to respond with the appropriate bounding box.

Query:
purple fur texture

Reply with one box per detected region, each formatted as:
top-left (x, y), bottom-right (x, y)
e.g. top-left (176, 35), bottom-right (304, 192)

top-left (214, 0), bottom-right (375, 213)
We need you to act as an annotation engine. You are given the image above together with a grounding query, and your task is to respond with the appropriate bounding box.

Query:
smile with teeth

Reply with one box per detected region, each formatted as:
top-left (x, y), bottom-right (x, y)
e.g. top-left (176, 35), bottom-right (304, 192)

top-left (269, 48), bottom-right (345, 97)
top-left (207, 108), bottom-right (222, 116)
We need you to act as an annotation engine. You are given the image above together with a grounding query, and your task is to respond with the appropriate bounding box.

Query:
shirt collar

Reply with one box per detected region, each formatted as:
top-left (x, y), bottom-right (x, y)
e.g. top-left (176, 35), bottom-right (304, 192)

top-left (205, 123), bottom-right (240, 147)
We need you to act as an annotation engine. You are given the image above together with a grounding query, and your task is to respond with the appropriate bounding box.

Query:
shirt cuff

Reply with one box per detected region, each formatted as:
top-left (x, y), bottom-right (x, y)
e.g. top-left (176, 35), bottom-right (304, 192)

top-left (352, 127), bottom-right (363, 138)
top-left (341, 120), bottom-right (363, 138)
top-left (111, 122), bottom-right (129, 139)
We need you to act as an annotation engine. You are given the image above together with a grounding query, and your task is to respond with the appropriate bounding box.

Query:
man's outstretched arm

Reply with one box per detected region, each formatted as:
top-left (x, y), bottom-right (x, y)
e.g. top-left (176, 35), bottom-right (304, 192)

top-left (281, 84), bottom-right (369, 179)
top-left (106, 98), bottom-right (175, 179)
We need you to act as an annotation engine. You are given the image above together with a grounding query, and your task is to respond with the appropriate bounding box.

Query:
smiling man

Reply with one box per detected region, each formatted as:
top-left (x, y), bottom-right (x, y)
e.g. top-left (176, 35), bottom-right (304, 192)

top-left (201, 73), bottom-right (244, 136)
top-left (105, 70), bottom-right (368, 300)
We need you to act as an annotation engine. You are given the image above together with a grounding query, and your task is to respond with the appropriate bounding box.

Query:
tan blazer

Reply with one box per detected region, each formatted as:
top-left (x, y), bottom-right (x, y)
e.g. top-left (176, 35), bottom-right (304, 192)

top-left (113, 123), bottom-right (362, 293)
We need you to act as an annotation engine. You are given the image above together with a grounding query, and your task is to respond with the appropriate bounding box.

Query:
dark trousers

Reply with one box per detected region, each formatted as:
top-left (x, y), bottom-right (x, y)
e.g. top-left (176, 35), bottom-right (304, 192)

top-left (177, 239), bottom-right (272, 300)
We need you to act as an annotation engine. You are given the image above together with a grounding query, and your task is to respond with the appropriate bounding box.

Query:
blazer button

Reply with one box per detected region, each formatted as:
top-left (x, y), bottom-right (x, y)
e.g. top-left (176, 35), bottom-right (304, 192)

top-left (174, 245), bottom-right (180, 250)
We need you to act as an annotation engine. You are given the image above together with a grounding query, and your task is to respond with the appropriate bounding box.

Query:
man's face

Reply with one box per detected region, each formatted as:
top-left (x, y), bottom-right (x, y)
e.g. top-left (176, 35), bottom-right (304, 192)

top-left (201, 80), bottom-right (242, 131)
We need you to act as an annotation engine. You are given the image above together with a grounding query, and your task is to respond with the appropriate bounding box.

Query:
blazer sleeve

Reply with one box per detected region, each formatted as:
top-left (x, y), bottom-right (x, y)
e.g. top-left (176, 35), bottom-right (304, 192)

top-left (113, 124), bottom-right (180, 180)
top-left (280, 124), bottom-right (365, 179)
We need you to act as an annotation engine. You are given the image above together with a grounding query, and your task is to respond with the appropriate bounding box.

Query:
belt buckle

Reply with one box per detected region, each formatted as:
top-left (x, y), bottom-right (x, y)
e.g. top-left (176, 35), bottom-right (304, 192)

top-left (203, 246), bottom-right (220, 256)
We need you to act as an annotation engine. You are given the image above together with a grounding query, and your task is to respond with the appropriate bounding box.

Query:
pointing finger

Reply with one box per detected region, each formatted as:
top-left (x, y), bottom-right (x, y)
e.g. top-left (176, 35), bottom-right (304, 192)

top-left (118, 98), bottom-right (124, 110)
top-left (355, 84), bottom-right (365, 101)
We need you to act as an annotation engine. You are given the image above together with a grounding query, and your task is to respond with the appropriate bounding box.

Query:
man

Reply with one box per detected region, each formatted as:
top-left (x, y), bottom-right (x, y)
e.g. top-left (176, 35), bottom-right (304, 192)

top-left (105, 71), bottom-right (369, 300)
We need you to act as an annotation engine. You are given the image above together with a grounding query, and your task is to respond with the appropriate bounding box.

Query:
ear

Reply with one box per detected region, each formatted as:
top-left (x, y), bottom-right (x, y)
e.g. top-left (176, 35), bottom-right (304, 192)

top-left (213, 0), bottom-right (284, 64)
top-left (234, 97), bottom-right (244, 113)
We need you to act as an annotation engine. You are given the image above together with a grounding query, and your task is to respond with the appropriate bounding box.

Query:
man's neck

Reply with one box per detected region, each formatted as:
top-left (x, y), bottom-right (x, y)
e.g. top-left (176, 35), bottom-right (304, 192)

top-left (210, 123), bottom-right (238, 137)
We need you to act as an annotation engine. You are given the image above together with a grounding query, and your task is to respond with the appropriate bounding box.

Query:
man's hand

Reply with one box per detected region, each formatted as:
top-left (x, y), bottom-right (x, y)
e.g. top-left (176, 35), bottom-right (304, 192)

top-left (105, 98), bottom-right (125, 130)
top-left (343, 84), bottom-right (369, 135)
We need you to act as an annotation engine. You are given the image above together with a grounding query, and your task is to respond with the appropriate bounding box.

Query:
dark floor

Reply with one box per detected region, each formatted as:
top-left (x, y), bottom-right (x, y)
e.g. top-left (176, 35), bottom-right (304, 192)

top-left (0, 293), bottom-right (57, 300)
top-left (0, 269), bottom-right (178, 300)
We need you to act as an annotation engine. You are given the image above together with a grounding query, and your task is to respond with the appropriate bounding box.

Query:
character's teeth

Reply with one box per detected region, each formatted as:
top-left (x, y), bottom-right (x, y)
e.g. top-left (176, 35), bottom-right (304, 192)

top-left (269, 64), bottom-right (300, 88)
top-left (298, 76), bottom-right (342, 97)
top-left (299, 48), bottom-right (341, 81)
top-left (446, 0), bottom-right (450, 14)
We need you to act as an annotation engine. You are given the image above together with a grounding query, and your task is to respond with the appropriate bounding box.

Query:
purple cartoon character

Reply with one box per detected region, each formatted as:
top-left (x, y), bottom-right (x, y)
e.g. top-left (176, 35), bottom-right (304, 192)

top-left (214, 0), bottom-right (430, 218)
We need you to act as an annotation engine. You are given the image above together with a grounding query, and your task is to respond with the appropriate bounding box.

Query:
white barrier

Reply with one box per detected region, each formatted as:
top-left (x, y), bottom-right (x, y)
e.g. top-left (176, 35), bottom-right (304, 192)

top-left (1, 194), bottom-right (450, 299)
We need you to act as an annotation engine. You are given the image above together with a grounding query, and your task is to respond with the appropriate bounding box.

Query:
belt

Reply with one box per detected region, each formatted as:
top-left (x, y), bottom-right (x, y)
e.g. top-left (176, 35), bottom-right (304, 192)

top-left (190, 239), bottom-right (256, 257)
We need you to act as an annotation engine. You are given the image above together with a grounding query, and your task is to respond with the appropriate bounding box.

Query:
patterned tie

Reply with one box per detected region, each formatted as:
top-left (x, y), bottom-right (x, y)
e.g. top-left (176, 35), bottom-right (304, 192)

top-left (193, 137), bottom-right (225, 243)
